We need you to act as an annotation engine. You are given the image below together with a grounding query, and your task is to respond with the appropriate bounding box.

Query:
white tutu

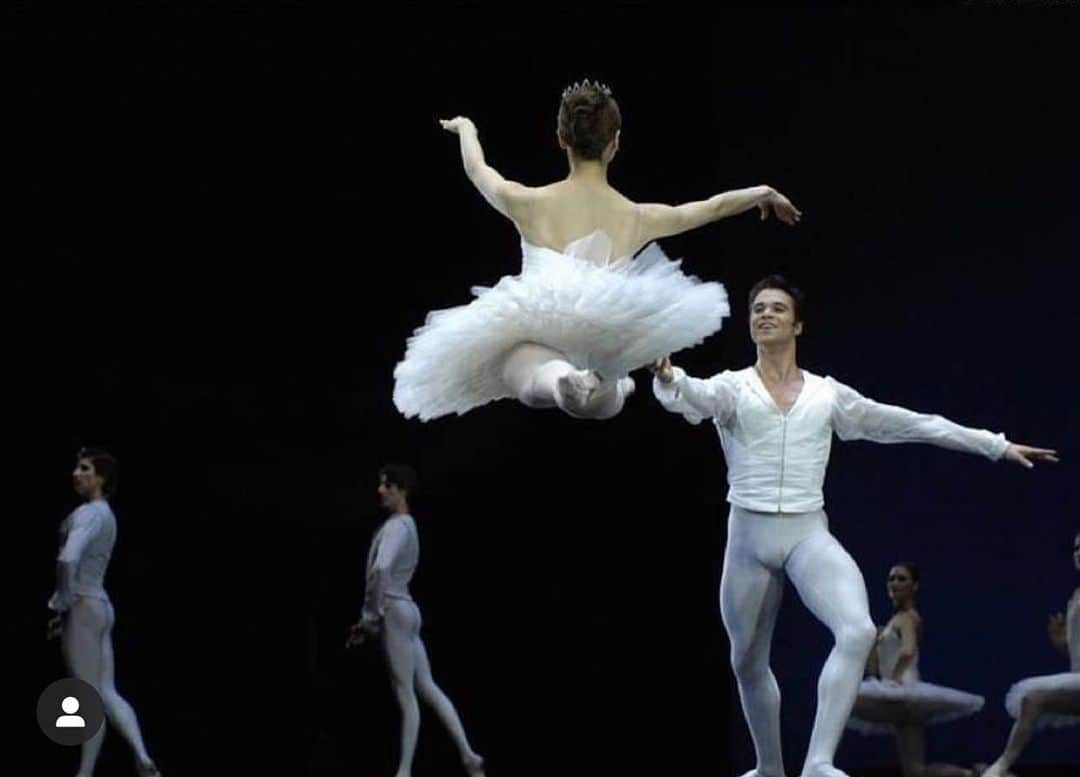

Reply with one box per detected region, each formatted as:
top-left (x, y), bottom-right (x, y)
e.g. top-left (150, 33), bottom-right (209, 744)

top-left (393, 233), bottom-right (729, 420)
top-left (847, 678), bottom-right (985, 734)
top-left (1004, 672), bottom-right (1080, 729)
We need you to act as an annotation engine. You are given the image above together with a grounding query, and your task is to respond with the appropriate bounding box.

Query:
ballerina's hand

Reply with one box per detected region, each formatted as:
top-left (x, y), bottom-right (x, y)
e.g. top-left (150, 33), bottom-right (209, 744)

top-left (649, 356), bottom-right (674, 384)
top-left (1003, 443), bottom-right (1059, 469)
top-left (438, 116), bottom-right (476, 135)
top-left (758, 188), bottom-right (802, 225)
top-left (1048, 612), bottom-right (1067, 646)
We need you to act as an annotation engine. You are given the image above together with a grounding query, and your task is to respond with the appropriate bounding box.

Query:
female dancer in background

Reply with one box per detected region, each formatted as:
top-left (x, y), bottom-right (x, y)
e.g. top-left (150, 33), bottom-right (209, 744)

top-left (47, 448), bottom-right (161, 777)
top-left (848, 562), bottom-right (984, 777)
top-left (982, 531), bottom-right (1080, 776)
top-left (393, 79), bottom-right (801, 421)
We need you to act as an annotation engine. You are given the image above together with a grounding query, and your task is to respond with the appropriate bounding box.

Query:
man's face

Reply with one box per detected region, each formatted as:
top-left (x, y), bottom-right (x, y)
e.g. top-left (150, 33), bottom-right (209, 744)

top-left (750, 288), bottom-right (802, 345)
top-left (377, 475), bottom-right (404, 511)
top-left (72, 458), bottom-right (104, 499)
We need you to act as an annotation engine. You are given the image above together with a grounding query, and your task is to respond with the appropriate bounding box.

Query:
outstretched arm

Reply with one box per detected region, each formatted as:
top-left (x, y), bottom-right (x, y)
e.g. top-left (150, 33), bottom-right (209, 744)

top-left (439, 116), bottom-right (532, 221)
top-left (636, 185), bottom-right (801, 244)
top-left (829, 378), bottom-right (1058, 467)
top-left (649, 356), bottom-right (736, 426)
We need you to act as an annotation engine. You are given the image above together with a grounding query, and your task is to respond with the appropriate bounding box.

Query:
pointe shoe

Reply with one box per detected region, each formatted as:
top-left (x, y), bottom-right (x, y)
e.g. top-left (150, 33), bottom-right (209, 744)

top-left (555, 369), bottom-right (600, 414)
top-left (463, 752), bottom-right (485, 777)
top-left (136, 759), bottom-right (162, 777)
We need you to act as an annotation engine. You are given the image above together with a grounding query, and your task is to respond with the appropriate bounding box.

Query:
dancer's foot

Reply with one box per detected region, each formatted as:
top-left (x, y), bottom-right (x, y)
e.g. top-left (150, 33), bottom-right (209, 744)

top-left (463, 752), bottom-right (486, 777)
top-left (801, 765), bottom-right (849, 777)
top-left (737, 770), bottom-right (787, 777)
top-left (555, 369), bottom-right (600, 415)
top-left (136, 759), bottom-right (162, 777)
top-left (618, 375), bottom-right (636, 398)
top-left (979, 763), bottom-right (1014, 777)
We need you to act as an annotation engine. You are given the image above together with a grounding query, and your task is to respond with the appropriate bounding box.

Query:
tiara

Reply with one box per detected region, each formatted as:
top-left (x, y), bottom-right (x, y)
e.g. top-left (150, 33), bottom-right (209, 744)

top-left (561, 79), bottom-right (613, 100)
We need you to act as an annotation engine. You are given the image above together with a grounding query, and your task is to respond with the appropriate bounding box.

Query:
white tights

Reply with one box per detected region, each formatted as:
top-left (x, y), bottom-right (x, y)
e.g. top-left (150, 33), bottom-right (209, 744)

top-left (500, 342), bottom-right (633, 420)
top-left (381, 600), bottom-right (484, 777)
top-left (721, 507), bottom-right (876, 777)
top-left (61, 597), bottom-right (155, 776)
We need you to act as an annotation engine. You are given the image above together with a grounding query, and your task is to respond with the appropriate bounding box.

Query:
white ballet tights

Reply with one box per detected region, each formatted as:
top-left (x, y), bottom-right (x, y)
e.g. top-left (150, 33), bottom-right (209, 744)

top-left (721, 507), bottom-right (876, 777)
top-left (61, 597), bottom-right (155, 776)
top-left (381, 600), bottom-right (484, 777)
top-left (500, 342), bottom-right (633, 420)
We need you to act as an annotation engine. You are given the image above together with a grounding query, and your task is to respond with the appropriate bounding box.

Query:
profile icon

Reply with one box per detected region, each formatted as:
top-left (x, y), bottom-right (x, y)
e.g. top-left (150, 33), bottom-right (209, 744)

top-left (55, 696), bottom-right (87, 729)
top-left (37, 678), bottom-right (104, 746)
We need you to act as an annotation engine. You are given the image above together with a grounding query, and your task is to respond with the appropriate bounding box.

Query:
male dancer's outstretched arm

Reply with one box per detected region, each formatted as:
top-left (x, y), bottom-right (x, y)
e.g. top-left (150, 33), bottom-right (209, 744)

top-left (828, 379), bottom-right (1058, 468)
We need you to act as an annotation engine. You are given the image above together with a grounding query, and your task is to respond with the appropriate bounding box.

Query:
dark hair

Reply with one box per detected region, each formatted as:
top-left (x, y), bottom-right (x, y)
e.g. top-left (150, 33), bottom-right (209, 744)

top-left (892, 561), bottom-right (920, 583)
top-left (557, 79), bottom-right (622, 161)
top-left (379, 463), bottom-right (419, 497)
top-left (77, 447), bottom-right (118, 497)
top-left (748, 274), bottom-right (806, 323)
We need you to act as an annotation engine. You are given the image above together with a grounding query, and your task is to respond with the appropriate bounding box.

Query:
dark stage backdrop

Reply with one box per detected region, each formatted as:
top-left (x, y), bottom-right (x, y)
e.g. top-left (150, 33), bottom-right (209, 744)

top-left (9, 3), bottom-right (1078, 775)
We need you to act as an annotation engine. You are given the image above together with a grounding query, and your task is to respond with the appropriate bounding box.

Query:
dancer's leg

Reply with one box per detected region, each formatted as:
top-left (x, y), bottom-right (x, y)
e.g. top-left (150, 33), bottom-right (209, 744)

top-left (500, 343), bottom-right (628, 419)
top-left (383, 604), bottom-right (421, 777)
top-left (983, 691), bottom-right (1047, 777)
top-left (413, 629), bottom-right (485, 776)
top-left (63, 599), bottom-right (108, 777)
top-left (785, 525), bottom-right (876, 777)
top-left (720, 524), bottom-right (787, 777)
top-left (895, 725), bottom-right (974, 777)
top-left (97, 602), bottom-right (157, 772)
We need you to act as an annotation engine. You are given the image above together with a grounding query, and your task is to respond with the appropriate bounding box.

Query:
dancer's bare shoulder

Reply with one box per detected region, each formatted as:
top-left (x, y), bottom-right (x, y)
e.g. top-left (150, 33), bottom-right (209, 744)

top-left (516, 181), bottom-right (644, 256)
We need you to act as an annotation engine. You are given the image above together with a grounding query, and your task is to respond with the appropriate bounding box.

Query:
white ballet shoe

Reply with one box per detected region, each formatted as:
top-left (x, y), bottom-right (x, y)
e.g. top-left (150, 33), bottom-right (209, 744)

top-left (555, 369), bottom-right (600, 414)
top-left (463, 752), bottom-right (485, 777)
top-left (800, 764), bottom-right (849, 777)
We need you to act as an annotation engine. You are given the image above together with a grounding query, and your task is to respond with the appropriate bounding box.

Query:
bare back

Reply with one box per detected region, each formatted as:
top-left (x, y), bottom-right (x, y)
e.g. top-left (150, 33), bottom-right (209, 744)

top-left (511, 178), bottom-right (646, 262)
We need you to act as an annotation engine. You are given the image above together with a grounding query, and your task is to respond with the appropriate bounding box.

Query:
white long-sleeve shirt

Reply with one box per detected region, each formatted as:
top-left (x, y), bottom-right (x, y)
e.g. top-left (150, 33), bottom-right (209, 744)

top-left (48, 499), bottom-right (117, 611)
top-left (361, 514), bottom-right (419, 626)
top-left (653, 366), bottom-right (1009, 513)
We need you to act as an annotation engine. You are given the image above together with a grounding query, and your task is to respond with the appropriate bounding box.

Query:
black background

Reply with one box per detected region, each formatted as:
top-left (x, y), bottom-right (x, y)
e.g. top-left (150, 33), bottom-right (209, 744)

top-left (9, 2), bottom-right (1078, 775)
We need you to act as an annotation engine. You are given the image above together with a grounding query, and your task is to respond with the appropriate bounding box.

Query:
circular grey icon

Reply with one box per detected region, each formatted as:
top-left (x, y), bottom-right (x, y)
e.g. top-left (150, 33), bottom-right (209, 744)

top-left (37, 678), bottom-right (105, 746)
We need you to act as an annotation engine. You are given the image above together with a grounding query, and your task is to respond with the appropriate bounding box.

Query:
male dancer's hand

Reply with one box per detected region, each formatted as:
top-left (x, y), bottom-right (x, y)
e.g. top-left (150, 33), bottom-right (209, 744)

top-left (46, 613), bottom-right (63, 641)
top-left (1003, 443), bottom-right (1059, 469)
top-left (438, 116), bottom-right (476, 135)
top-left (345, 622), bottom-right (368, 648)
top-left (649, 356), bottom-right (675, 384)
top-left (758, 188), bottom-right (802, 225)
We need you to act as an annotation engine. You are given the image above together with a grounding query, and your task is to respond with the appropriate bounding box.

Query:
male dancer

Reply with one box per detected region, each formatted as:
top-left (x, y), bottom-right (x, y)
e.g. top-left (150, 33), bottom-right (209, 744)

top-left (651, 275), bottom-right (1057, 777)
top-left (347, 465), bottom-right (485, 777)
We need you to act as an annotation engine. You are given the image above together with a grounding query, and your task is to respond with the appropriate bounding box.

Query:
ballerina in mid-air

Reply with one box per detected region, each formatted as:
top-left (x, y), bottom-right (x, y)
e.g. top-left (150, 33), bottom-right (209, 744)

top-left (393, 79), bottom-right (801, 422)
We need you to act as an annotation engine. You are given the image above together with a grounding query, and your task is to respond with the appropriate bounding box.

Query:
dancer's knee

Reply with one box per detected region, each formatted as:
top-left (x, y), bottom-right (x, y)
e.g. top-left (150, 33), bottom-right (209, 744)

top-left (730, 645), bottom-right (772, 684)
top-left (1019, 691), bottom-right (1047, 719)
top-left (836, 619), bottom-right (877, 657)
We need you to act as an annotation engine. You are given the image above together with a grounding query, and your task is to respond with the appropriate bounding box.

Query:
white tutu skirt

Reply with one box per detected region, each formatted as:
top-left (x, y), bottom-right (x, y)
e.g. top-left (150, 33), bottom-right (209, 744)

top-left (847, 678), bottom-right (985, 734)
top-left (393, 241), bottom-right (729, 420)
top-left (1004, 672), bottom-right (1080, 729)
